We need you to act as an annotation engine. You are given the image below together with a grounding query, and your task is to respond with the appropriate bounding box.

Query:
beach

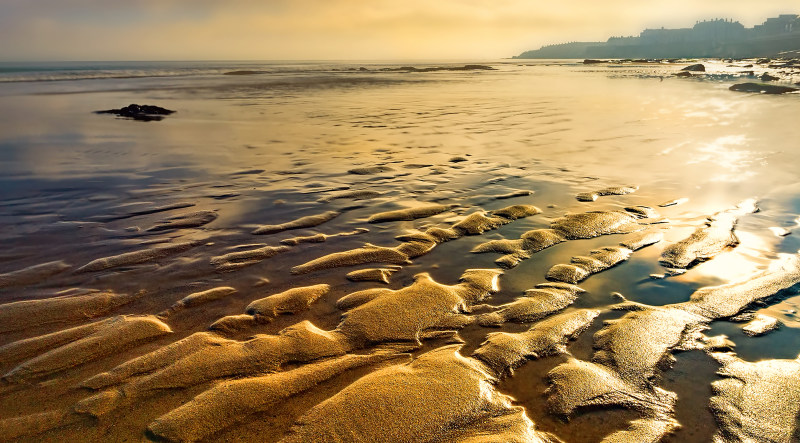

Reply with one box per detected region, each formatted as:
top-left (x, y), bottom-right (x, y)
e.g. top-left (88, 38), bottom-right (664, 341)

top-left (1, 59), bottom-right (800, 441)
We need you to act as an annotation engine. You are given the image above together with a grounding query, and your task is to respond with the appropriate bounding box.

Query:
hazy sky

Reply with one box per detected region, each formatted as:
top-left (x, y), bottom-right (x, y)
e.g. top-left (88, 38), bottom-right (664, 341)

top-left (0, 0), bottom-right (797, 61)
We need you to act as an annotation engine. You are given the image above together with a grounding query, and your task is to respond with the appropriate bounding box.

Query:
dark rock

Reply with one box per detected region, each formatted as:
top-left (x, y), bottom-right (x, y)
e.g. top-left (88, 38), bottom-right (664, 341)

top-left (760, 73), bottom-right (780, 81)
top-left (768, 60), bottom-right (799, 68)
top-left (223, 70), bottom-right (265, 75)
top-left (96, 104), bottom-right (176, 122)
top-left (674, 71), bottom-right (693, 78)
top-left (743, 64), bottom-right (753, 68)
top-left (583, 59), bottom-right (606, 64)
top-left (347, 166), bottom-right (394, 175)
top-left (380, 65), bottom-right (495, 73)
top-left (359, 67), bottom-right (369, 71)
top-left (757, 58), bottom-right (771, 64)
top-left (461, 64), bottom-right (495, 71)
top-left (729, 83), bottom-right (798, 94)
top-left (681, 64), bottom-right (705, 72)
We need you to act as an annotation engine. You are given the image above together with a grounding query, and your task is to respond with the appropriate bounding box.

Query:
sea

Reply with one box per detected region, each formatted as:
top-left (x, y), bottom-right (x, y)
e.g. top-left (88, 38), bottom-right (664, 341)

top-left (0, 59), bottom-right (799, 442)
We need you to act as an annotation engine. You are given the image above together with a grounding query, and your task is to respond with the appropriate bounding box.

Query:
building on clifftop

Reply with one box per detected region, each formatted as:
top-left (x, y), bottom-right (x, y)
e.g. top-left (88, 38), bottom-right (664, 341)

top-left (513, 14), bottom-right (800, 59)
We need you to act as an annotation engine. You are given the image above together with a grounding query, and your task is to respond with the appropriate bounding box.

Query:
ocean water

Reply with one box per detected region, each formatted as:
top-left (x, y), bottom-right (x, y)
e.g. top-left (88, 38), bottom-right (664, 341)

top-left (0, 59), bottom-right (799, 441)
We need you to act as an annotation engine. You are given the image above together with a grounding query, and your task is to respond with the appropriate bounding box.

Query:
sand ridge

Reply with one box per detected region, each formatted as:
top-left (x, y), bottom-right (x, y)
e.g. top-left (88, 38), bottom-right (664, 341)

top-left (1, 148), bottom-right (798, 443)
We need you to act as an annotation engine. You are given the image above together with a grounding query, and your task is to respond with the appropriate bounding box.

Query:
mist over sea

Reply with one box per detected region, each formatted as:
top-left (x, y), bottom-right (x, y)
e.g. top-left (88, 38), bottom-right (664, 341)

top-left (1, 59), bottom-right (800, 441)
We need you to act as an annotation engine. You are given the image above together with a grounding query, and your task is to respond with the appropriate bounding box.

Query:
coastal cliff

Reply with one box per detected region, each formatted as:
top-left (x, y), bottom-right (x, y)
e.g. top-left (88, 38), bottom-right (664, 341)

top-left (515, 14), bottom-right (800, 59)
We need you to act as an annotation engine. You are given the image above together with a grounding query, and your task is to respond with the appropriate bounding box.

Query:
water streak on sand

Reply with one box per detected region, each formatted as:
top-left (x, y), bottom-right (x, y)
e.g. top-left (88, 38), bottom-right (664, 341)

top-left (546, 253), bottom-right (800, 441)
top-left (659, 199), bottom-right (757, 269)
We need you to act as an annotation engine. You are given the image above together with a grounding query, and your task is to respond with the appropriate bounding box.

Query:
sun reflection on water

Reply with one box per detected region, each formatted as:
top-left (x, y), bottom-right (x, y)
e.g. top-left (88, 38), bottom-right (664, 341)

top-left (685, 134), bottom-right (762, 182)
top-left (682, 230), bottom-right (776, 284)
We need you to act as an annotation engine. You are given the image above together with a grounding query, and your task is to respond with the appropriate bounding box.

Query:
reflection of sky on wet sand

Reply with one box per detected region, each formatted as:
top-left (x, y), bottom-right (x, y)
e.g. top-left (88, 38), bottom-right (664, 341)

top-left (0, 70), bottom-right (793, 188)
top-left (1, 62), bottom-right (800, 322)
top-left (687, 135), bottom-right (758, 182)
top-left (2, 62), bottom-right (800, 272)
top-left (681, 231), bottom-right (773, 282)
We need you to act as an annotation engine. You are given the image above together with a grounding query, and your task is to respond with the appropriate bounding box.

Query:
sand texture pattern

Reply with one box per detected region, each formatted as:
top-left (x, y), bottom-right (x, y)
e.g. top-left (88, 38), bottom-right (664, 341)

top-left (3, 60), bottom-right (800, 442)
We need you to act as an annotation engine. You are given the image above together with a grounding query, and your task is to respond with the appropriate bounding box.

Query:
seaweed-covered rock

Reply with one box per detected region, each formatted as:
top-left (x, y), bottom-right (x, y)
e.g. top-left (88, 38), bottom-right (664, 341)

top-left (681, 64), bottom-right (705, 72)
top-left (729, 83), bottom-right (798, 94)
top-left (95, 104), bottom-right (175, 121)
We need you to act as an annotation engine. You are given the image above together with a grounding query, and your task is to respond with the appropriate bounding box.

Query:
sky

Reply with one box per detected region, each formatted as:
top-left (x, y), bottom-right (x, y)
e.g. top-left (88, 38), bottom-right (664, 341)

top-left (0, 0), bottom-right (797, 61)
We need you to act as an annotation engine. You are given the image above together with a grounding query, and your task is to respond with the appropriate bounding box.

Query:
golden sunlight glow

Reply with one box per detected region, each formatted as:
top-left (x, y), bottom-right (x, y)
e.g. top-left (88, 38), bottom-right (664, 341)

top-left (687, 135), bottom-right (758, 182)
top-left (0, 0), bottom-right (798, 60)
top-left (683, 231), bottom-right (777, 283)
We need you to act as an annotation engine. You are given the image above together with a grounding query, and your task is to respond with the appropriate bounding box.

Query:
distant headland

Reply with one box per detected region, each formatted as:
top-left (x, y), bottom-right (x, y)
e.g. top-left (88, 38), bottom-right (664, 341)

top-left (515, 14), bottom-right (800, 59)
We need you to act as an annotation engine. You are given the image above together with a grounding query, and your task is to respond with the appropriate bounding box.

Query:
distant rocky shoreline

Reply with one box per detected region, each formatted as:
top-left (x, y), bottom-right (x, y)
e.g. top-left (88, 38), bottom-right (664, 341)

top-left (578, 58), bottom-right (800, 94)
top-left (516, 14), bottom-right (800, 59)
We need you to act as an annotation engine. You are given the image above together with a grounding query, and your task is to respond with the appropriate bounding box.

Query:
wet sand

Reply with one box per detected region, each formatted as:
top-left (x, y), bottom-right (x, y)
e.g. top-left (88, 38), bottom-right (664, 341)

top-left (1, 59), bottom-right (800, 442)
